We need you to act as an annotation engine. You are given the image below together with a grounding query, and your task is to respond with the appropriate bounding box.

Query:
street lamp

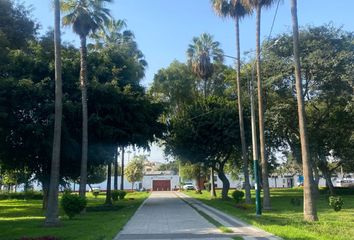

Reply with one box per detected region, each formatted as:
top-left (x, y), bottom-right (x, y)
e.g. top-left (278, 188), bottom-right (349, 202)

top-left (223, 53), bottom-right (262, 216)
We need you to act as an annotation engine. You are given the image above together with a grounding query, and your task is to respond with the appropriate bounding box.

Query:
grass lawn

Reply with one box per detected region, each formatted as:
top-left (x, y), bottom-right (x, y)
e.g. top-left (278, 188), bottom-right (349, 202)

top-left (185, 188), bottom-right (354, 240)
top-left (0, 191), bottom-right (149, 240)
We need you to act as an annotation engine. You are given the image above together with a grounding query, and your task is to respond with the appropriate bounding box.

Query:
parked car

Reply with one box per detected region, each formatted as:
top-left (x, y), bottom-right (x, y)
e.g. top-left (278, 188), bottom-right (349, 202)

top-left (182, 183), bottom-right (195, 190)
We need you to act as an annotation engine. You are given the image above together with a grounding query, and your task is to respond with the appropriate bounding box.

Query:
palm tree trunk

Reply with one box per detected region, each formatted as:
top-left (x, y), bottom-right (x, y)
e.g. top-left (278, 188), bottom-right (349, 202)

top-left (45, 0), bottom-right (62, 226)
top-left (114, 151), bottom-right (118, 190)
top-left (79, 35), bottom-right (88, 198)
top-left (105, 163), bottom-right (112, 205)
top-left (120, 147), bottom-right (125, 190)
top-left (255, 4), bottom-right (271, 210)
top-left (235, 17), bottom-right (251, 204)
top-left (290, 0), bottom-right (318, 221)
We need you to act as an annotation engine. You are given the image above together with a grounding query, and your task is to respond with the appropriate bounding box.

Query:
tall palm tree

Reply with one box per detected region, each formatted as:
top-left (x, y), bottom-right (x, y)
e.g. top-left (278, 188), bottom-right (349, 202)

top-left (290, 0), bottom-right (318, 221)
top-left (187, 33), bottom-right (223, 197)
top-left (241, 0), bottom-right (277, 210)
top-left (44, 0), bottom-right (63, 226)
top-left (212, 0), bottom-right (252, 204)
top-left (62, 0), bottom-right (112, 198)
top-left (187, 33), bottom-right (224, 98)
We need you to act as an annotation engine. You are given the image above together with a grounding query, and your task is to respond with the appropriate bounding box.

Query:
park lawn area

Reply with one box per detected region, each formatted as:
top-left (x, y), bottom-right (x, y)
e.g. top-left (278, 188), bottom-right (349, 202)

top-left (0, 191), bottom-right (149, 240)
top-left (185, 188), bottom-right (354, 240)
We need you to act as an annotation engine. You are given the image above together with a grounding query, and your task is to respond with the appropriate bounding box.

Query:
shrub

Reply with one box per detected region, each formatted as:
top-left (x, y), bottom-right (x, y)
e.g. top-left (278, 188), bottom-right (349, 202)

top-left (319, 187), bottom-right (354, 195)
top-left (111, 190), bottom-right (119, 201)
top-left (232, 190), bottom-right (244, 203)
top-left (117, 190), bottom-right (127, 200)
top-left (92, 191), bottom-right (99, 198)
top-left (0, 191), bottom-right (43, 200)
top-left (20, 237), bottom-right (59, 240)
top-left (290, 197), bottom-right (301, 206)
top-left (329, 196), bottom-right (344, 212)
top-left (60, 193), bottom-right (87, 219)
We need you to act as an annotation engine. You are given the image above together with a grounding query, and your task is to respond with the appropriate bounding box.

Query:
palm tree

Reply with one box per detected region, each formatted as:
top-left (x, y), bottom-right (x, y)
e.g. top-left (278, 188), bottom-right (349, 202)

top-left (187, 33), bottom-right (224, 98)
top-left (290, 0), bottom-right (318, 221)
top-left (62, 0), bottom-right (112, 198)
top-left (212, 0), bottom-right (252, 204)
top-left (241, 0), bottom-right (277, 210)
top-left (44, 0), bottom-right (63, 226)
top-left (120, 147), bottom-right (125, 190)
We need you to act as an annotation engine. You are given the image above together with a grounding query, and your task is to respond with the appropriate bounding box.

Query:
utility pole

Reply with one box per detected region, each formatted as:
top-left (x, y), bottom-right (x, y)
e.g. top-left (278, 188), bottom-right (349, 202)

top-left (250, 64), bottom-right (262, 216)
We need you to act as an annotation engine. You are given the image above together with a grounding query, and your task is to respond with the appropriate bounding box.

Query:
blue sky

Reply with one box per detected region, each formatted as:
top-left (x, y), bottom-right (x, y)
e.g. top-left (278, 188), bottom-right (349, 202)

top-left (26, 0), bottom-right (354, 162)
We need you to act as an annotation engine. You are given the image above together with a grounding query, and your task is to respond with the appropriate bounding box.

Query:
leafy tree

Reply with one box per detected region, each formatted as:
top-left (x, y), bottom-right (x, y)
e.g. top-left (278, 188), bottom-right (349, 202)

top-left (125, 156), bottom-right (144, 191)
top-left (261, 24), bottom-right (353, 219)
top-left (165, 97), bottom-right (250, 199)
top-left (61, 0), bottom-right (112, 197)
top-left (212, 0), bottom-right (252, 203)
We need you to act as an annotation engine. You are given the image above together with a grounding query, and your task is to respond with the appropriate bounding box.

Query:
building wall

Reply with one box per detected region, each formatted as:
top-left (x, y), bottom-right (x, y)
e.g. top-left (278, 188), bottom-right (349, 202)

top-left (142, 175), bottom-right (180, 190)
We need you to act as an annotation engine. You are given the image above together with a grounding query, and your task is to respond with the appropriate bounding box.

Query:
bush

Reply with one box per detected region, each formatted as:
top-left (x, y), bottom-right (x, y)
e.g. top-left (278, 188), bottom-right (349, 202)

top-left (111, 190), bottom-right (119, 201)
top-left (20, 237), bottom-right (59, 240)
top-left (92, 191), bottom-right (99, 198)
top-left (0, 191), bottom-right (43, 200)
top-left (319, 187), bottom-right (354, 195)
top-left (117, 190), bottom-right (127, 200)
top-left (329, 196), bottom-right (344, 212)
top-left (60, 193), bottom-right (87, 219)
top-left (232, 190), bottom-right (244, 203)
top-left (290, 197), bottom-right (302, 206)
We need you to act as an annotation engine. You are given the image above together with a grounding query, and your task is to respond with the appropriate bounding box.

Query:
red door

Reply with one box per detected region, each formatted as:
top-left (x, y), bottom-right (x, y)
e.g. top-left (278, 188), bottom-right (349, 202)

top-left (153, 180), bottom-right (171, 191)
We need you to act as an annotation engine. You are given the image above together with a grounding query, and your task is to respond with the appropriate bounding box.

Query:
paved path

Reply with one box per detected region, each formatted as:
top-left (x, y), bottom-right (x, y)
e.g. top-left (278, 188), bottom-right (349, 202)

top-left (114, 191), bottom-right (234, 240)
top-left (114, 191), bottom-right (282, 240)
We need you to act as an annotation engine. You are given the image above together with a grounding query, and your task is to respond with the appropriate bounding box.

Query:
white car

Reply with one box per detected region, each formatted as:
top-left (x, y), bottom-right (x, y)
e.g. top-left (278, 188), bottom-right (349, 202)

top-left (182, 184), bottom-right (195, 190)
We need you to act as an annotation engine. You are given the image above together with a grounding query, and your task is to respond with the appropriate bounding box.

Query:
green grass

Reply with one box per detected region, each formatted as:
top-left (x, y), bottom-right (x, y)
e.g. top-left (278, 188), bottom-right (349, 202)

top-left (0, 192), bottom-right (149, 240)
top-left (185, 188), bottom-right (354, 240)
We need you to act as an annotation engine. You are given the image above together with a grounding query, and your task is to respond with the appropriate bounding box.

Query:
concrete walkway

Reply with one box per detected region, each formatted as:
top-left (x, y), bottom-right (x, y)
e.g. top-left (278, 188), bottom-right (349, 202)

top-left (114, 191), bottom-right (281, 240)
top-left (114, 191), bottom-right (234, 240)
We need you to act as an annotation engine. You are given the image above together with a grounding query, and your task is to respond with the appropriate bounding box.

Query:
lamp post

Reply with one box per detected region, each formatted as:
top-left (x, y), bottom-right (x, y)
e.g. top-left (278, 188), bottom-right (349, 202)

top-left (222, 53), bottom-right (262, 216)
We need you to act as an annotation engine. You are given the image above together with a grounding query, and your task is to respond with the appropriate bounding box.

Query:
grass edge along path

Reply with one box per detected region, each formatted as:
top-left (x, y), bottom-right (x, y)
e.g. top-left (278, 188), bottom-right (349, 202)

top-left (184, 188), bottom-right (354, 240)
top-left (0, 191), bottom-right (149, 240)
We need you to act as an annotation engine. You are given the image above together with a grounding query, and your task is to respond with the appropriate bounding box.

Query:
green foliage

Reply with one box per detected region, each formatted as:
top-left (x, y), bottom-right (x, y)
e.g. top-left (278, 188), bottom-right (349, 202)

top-left (231, 190), bottom-right (244, 203)
top-left (329, 196), bottom-right (344, 212)
top-left (60, 193), bottom-right (87, 219)
top-left (107, 189), bottom-right (127, 202)
top-left (111, 190), bottom-right (119, 201)
top-left (117, 190), bottom-right (127, 200)
top-left (92, 191), bottom-right (100, 198)
top-left (290, 198), bottom-right (302, 206)
top-left (125, 156), bottom-right (145, 187)
top-left (0, 191), bottom-right (43, 200)
top-left (320, 187), bottom-right (354, 196)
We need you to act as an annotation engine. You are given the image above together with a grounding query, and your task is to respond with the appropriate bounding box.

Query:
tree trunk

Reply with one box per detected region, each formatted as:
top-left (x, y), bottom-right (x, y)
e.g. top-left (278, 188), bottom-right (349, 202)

top-left (255, 4), bottom-right (271, 210)
top-left (105, 163), bottom-right (112, 205)
top-left (45, 0), bottom-right (62, 226)
top-left (312, 164), bottom-right (320, 199)
top-left (322, 168), bottom-right (335, 195)
top-left (120, 147), bottom-right (125, 190)
top-left (235, 17), bottom-right (251, 204)
top-left (79, 35), bottom-right (88, 198)
top-left (218, 169), bottom-right (230, 200)
top-left (114, 152), bottom-right (118, 190)
top-left (42, 181), bottom-right (49, 211)
top-left (290, 0), bottom-right (318, 221)
top-left (210, 167), bottom-right (216, 198)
